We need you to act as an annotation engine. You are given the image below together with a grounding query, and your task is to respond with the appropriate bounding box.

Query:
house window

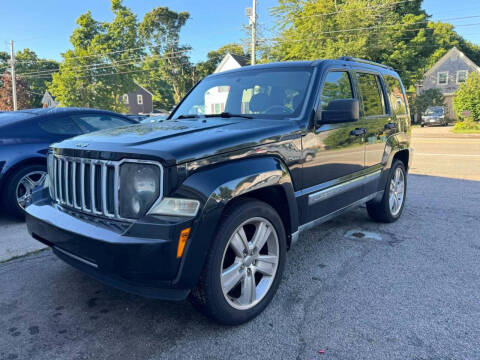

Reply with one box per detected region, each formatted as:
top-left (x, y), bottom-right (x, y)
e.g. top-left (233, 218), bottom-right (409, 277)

top-left (122, 94), bottom-right (129, 104)
top-left (137, 94), bottom-right (143, 105)
top-left (437, 71), bottom-right (448, 85)
top-left (457, 70), bottom-right (468, 83)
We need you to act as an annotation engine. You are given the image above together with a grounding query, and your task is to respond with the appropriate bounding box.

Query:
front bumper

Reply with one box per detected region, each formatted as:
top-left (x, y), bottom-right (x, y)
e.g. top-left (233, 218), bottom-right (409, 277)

top-left (422, 118), bottom-right (444, 125)
top-left (26, 198), bottom-right (195, 300)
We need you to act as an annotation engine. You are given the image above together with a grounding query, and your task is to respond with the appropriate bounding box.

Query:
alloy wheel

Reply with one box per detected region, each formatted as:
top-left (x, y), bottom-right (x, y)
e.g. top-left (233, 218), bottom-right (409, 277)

top-left (389, 167), bottom-right (405, 216)
top-left (15, 171), bottom-right (47, 209)
top-left (220, 217), bottom-right (279, 310)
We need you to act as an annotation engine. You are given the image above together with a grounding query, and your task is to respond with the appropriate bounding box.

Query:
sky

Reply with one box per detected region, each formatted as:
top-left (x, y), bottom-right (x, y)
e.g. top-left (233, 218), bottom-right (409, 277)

top-left (0, 0), bottom-right (479, 63)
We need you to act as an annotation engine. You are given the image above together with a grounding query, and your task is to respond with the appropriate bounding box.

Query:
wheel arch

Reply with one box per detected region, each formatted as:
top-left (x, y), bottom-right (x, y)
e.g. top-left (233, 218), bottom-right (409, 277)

top-left (171, 156), bottom-right (299, 290)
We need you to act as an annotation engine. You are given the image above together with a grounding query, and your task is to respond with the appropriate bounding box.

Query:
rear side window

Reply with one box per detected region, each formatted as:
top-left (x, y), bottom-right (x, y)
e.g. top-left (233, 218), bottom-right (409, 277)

top-left (38, 116), bottom-right (83, 136)
top-left (320, 71), bottom-right (353, 110)
top-left (356, 73), bottom-right (386, 116)
top-left (383, 75), bottom-right (407, 115)
top-left (71, 114), bottom-right (134, 132)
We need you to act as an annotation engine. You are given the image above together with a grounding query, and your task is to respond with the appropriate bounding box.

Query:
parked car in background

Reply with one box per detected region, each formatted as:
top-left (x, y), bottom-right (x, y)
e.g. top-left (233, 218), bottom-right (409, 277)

top-left (0, 108), bottom-right (137, 218)
top-left (421, 106), bottom-right (447, 127)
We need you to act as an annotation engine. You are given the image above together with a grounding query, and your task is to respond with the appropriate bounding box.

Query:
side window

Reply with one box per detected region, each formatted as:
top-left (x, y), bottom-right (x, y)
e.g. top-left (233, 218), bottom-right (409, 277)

top-left (384, 75), bottom-right (407, 115)
top-left (320, 71), bottom-right (353, 110)
top-left (71, 114), bottom-right (134, 132)
top-left (38, 116), bottom-right (83, 136)
top-left (356, 73), bottom-right (386, 116)
top-left (137, 94), bottom-right (143, 105)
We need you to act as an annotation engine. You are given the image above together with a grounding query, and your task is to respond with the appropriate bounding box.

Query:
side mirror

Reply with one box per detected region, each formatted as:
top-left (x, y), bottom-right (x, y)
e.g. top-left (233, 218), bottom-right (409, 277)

top-left (316, 99), bottom-right (360, 125)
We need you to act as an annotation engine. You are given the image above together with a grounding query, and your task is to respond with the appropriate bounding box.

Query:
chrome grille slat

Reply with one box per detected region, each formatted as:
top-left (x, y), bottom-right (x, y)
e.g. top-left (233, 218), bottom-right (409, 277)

top-left (64, 159), bottom-right (70, 205)
top-left (113, 164), bottom-right (119, 218)
top-left (72, 161), bottom-right (78, 209)
top-left (80, 161), bottom-right (87, 212)
top-left (101, 163), bottom-right (108, 216)
top-left (58, 159), bottom-right (63, 203)
top-left (53, 157), bottom-right (58, 202)
top-left (48, 154), bottom-right (163, 222)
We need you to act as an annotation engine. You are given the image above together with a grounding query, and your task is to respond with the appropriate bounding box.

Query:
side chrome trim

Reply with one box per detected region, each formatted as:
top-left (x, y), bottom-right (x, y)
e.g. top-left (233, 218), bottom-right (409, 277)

top-left (54, 246), bottom-right (98, 268)
top-left (290, 191), bottom-right (383, 246)
top-left (308, 170), bottom-right (381, 205)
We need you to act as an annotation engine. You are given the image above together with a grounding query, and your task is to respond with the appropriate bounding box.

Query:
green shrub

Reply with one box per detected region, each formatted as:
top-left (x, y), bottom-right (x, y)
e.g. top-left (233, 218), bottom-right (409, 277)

top-left (452, 118), bottom-right (480, 133)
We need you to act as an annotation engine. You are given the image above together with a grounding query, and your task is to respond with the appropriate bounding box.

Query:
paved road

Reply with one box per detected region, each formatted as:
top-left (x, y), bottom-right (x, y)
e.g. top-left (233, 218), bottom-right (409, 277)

top-left (1, 126), bottom-right (480, 359)
top-left (411, 126), bottom-right (480, 181)
top-left (1, 174), bottom-right (479, 360)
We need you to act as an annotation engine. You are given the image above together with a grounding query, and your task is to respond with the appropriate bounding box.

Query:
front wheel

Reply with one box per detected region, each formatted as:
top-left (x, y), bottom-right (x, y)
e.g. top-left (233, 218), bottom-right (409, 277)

top-left (3, 165), bottom-right (47, 219)
top-left (366, 160), bottom-right (407, 223)
top-left (189, 199), bottom-right (287, 325)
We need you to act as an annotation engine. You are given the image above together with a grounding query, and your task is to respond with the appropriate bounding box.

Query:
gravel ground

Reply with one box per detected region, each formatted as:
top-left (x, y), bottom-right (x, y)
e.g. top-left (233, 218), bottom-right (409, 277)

top-left (1, 174), bottom-right (479, 360)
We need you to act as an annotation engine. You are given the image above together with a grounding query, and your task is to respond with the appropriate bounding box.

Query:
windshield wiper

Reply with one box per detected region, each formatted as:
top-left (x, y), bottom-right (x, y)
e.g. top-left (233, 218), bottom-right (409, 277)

top-left (174, 114), bottom-right (200, 120)
top-left (204, 112), bottom-right (253, 119)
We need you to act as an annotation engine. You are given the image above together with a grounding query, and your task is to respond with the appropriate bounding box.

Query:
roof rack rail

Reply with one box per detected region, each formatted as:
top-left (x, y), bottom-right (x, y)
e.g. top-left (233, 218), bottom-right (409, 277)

top-left (337, 56), bottom-right (393, 70)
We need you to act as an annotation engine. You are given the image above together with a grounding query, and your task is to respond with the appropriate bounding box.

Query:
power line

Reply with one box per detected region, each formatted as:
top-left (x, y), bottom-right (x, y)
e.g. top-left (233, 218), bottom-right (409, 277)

top-left (297, 0), bottom-right (418, 19)
top-left (14, 44), bottom-right (190, 65)
top-left (16, 51), bottom-right (189, 78)
top-left (19, 53), bottom-right (188, 79)
top-left (268, 21), bottom-right (480, 44)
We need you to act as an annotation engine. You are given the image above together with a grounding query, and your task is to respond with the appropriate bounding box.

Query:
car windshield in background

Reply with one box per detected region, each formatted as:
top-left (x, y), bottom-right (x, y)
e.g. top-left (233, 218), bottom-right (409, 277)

top-left (172, 67), bottom-right (314, 120)
top-left (0, 111), bottom-right (36, 127)
top-left (425, 107), bottom-right (444, 116)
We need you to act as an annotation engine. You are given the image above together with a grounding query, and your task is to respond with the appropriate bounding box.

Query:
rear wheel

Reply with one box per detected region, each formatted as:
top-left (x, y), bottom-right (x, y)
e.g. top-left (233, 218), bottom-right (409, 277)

top-left (3, 165), bottom-right (47, 219)
top-left (366, 160), bottom-right (407, 223)
top-left (189, 199), bottom-right (286, 325)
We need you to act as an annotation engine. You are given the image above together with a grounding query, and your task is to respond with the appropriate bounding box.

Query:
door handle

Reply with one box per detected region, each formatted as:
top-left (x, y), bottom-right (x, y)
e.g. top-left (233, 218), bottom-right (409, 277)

top-left (350, 128), bottom-right (367, 136)
top-left (384, 122), bottom-right (397, 130)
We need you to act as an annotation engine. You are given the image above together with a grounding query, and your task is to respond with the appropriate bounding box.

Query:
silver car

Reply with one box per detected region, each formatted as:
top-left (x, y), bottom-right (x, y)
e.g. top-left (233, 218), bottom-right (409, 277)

top-left (421, 106), bottom-right (448, 127)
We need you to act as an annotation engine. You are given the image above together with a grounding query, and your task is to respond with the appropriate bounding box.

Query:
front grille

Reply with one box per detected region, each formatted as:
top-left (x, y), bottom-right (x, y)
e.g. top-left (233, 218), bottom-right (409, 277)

top-left (51, 155), bottom-right (120, 219)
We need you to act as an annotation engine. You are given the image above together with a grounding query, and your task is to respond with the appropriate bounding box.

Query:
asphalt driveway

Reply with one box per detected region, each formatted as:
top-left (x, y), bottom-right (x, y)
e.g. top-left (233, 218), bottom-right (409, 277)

top-left (1, 126), bottom-right (479, 360)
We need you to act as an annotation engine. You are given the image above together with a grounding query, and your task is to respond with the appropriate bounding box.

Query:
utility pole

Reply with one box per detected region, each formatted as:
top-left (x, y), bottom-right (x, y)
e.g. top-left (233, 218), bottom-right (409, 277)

top-left (9, 40), bottom-right (17, 111)
top-left (247, 0), bottom-right (257, 65)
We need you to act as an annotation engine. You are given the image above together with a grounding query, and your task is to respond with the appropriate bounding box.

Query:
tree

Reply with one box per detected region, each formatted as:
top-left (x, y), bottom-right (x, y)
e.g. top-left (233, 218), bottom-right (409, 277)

top-left (195, 43), bottom-right (247, 78)
top-left (412, 88), bottom-right (444, 117)
top-left (49, 1), bottom-right (142, 111)
top-left (139, 7), bottom-right (193, 105)
top-left (268, 0), bottom-right (480, 90)
top-left (0, 71), bottom-right (30, 110)
top-left (453, 72), bottom-right (480, 121)
top-left (14, 49), bottom-right (59, 107)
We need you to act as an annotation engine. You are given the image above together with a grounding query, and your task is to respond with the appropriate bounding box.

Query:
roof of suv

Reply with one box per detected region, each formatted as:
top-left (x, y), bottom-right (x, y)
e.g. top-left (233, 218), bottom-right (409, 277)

top-left (207, 58), bottom-right (398, 78)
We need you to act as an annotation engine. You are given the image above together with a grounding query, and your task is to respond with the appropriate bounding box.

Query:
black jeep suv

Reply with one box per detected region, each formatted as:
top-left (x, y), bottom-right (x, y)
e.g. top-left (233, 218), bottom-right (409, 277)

top-left (26, 57), bottom-right (412, 325)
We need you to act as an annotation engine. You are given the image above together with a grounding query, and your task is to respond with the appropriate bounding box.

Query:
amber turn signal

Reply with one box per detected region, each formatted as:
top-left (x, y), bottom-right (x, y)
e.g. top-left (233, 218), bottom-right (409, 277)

top-left (177, 227), bottom-right (191, 258)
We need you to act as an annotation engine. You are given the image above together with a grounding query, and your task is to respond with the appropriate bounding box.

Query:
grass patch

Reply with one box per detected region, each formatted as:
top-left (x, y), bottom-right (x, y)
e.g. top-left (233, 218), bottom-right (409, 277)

top-left (452, 119), bottom-right (480, 134)
top-left (451, 128), bottom-right (480, 134)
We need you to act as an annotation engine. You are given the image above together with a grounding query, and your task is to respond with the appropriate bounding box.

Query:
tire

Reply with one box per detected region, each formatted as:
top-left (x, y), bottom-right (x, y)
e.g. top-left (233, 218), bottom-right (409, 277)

top-left (189, 199), bottom-right (287, 325)
top-left (2, 164), bottom-right (47, 219)
top-left (421, 124), bottom-right (425, 127)
top-left (366, 160), bottom-right (407, 223)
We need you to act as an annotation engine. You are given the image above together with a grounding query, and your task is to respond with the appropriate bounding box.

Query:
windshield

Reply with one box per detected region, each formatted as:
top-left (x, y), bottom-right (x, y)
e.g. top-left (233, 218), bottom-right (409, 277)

top-left (172, 67), bottom-right (314, 120)
top-left (425, 107), bottom-right (444, 116)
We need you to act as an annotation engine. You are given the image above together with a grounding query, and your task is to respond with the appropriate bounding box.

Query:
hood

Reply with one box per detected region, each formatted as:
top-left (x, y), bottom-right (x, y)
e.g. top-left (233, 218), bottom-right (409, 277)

top-left (56, 117), bottom-right (303, 166)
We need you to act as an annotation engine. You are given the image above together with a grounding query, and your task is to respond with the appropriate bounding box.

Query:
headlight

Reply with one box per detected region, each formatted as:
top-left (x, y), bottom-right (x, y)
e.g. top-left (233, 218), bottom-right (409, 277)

top-left (148, 197), bottom-right (200, 217)
top-left (119, 162), bottom-right (161, 219)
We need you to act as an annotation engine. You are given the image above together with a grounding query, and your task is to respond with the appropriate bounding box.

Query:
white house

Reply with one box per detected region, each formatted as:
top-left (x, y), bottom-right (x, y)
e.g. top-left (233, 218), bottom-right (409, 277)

top-left (214, 53), bottom-right (250, 73)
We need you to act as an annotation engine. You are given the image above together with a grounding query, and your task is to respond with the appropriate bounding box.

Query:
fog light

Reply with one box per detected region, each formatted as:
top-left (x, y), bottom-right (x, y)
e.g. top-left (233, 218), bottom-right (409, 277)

top-left (148, 197), bottom-right (200, 217)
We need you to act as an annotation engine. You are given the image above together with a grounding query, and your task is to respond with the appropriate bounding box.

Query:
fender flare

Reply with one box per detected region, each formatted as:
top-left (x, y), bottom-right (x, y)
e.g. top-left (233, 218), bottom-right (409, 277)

top-left (170, 156), bottom-right (298, 289)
